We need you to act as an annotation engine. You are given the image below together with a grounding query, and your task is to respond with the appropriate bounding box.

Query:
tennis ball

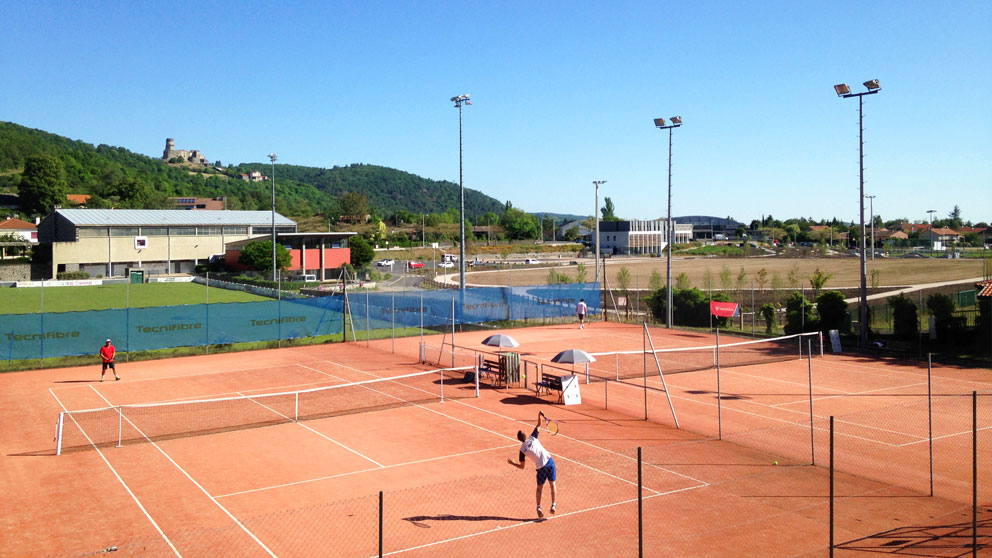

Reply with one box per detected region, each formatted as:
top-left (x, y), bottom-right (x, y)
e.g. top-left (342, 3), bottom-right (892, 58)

top-left (773, 461), bottom-right (779, 466)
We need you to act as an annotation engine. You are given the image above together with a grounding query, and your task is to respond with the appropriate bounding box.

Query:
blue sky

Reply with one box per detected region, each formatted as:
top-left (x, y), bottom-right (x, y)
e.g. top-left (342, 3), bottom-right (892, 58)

top-left (2, 1), bottom-right (989, 224)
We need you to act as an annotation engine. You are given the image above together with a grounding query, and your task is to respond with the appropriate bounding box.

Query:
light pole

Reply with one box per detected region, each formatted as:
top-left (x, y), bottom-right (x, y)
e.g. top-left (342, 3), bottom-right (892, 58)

top-left (422, 214), bottom-right (425, 248)
top-left (451, 94), bottom-right (471, 292)
top-left (866, 194), bottom-right (876, 260)
top-left (268, 153), bottom-right (278, 281)
top-left (927, 209), bottom-right (936, 257)
top-left (654, 116), bottom-right (682, 329)
top-left (593, 180), bottom-right (607, 282)
top-left (835, 79), bottom-right (881, 349)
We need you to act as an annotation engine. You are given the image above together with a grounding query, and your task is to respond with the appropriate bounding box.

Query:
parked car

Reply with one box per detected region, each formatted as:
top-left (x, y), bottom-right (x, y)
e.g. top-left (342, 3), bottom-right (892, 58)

top-left (408, 261), bottom-right (424, 269)
top-left (292, 274), bottom-right (317, 282)
top-left (525, 258), bottom-right (542, 265)
top-left (438, 261), bottom-right (455, 268)
top-left (377, 259), bottom-right (395, 267)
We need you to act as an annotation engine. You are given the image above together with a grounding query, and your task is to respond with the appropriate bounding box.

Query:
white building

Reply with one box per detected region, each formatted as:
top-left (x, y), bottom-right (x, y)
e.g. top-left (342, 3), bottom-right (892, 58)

top-left (598, 219), bottom-right (693, 256)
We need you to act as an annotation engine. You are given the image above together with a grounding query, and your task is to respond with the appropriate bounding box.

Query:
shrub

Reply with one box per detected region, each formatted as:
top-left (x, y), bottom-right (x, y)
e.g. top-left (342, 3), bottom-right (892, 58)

top-left (926, 293), bottom-right (966, 342)
top-left (888, 295), bottom-right (918, 340)
top-left (56, 270), bottom-right (91, 280)
top-left (816, 291), bottom-right (850, 334)
top-left (785, 291), bottom-right (818, 334)
top-left (760, 303), bottom-right (777, 334)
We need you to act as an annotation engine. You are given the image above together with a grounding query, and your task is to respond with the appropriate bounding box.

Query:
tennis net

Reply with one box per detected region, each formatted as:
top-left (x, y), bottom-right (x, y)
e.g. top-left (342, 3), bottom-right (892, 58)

top-left (55, 367), bottom-right (476, 454)
top-left (587, 331), bottom-right (821, 381)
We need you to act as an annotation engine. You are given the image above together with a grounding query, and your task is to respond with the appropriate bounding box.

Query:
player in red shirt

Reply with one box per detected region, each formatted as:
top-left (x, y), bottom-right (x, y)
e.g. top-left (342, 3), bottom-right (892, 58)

top-left (99, 339), bottom-right (120, 382)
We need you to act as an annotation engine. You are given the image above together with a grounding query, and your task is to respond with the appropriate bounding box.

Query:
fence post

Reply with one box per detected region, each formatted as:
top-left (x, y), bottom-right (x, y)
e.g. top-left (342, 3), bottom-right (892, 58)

top-left (716, 328), bottom-right (722, 440)
top-left (928, 354), bottom-right (934, 497)
top-left (973, 391), bottom-right (977, 557)
top-left (638, 446), bottom-right (643, 558)
top-left (379, 490), bottom-right (384, 558)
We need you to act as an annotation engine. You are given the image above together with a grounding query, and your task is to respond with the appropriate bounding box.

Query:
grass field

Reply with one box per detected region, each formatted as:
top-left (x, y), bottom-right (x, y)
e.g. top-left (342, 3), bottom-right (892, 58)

top-left (3, 282), bottom-right (268, 314)
top-left (466, 256), bottom-right (987, 289)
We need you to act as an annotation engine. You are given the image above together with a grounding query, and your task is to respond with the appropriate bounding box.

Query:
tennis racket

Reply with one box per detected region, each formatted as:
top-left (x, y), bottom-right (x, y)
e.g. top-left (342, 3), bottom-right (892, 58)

top-left (544, 415), bottom-right (560, 436)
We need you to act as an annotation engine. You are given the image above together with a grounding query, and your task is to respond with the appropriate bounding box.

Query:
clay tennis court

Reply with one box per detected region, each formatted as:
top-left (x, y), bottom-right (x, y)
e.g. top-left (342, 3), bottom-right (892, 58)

top-left (2, 322), bottom-right (989, 557)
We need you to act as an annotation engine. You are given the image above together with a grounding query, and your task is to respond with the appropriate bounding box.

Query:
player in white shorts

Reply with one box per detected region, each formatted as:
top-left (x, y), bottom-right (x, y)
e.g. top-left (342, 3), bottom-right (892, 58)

top-left (508, 410), bottom-right (558, 518)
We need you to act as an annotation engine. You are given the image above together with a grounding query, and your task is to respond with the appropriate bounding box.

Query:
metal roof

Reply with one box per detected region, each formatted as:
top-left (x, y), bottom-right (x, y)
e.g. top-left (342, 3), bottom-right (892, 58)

top-left (55, 209), bottom-right (295, 227)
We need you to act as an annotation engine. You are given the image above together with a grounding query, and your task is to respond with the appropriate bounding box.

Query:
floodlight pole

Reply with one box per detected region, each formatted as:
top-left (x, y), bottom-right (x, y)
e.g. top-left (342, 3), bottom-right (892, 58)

top-left (451, 94), bottom-right (471, 294)
top-left (927, 209), bottom-right (936, 257)
top-left (655, 117), bottom-right (682, 329)
top-left (866, 195), bottom-right (876, 261)
top-left (835, 80), bottom-right (880, 349)
top-left (268, 153), bottom-right (278, 281)
top-left (593, 181), bottom-right (607, 282)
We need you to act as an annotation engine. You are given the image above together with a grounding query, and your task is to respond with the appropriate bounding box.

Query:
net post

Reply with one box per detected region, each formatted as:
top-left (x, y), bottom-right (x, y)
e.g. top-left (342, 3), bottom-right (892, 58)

top-left (829, 415), bottom-right (834, 558)
top-left (419, 290), bottom-right (424, 348)
top-left (820, 332), bottom-right (824, 357)
top-left (379, 490), bottom-right (384, 558)
top-left (716, 327), bottom-right (722, 440)
top-left (928, 353), bottom-right (933, 497)
top-left (475, 365), bottom-right (480, 397)
top-left (440, 368), bottom-right (444, 403)
top-left (295, 393), bottom-right (299, 421)
top-left (643, 322), bottom-right (648, 421)
top-left (585, 362), bottom-right (589, 384)
top-left (637, 446), bottom-right (643, 558)
top-left (116, 407), bottom-right (124, 448)
top-left (808, 339), bottom-right (814, 465)
top-left (55, 413), bottom-right (64, 455)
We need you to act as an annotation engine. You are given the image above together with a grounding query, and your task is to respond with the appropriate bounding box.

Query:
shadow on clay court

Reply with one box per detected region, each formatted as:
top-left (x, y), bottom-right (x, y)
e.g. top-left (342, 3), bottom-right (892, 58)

top-left (685, 389), bottom-right (751, 400)
top-left (499, 394), bottom-right (551, 406)
top-left (834, 511), bottom-right (991, 556)
top-left (53, 380), bottom-right (104, 384)
top-left (403, 514), bottom-right (538, 527)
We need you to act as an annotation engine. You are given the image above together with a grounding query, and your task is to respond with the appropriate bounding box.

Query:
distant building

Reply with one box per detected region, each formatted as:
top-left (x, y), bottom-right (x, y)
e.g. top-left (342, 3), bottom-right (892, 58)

top-left (598, 219), bottom-right (693, 256)
top-left (239, 170), bottom-right (266, 182)
top-left (161, 138), bottom-right (208, 166)
top-left (169, 196), bottom-right (227, 210)
top-left (676, 215), bottom-right (744, 241)
top-left (0, 217), bottom-right (37, 243)
top-left (36, 209), bottom-right (296, 279)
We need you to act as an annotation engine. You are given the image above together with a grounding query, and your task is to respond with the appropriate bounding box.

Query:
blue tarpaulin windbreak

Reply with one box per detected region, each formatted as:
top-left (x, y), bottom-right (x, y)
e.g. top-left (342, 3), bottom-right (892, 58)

top-left (1, 283), bottom-right (600, 360)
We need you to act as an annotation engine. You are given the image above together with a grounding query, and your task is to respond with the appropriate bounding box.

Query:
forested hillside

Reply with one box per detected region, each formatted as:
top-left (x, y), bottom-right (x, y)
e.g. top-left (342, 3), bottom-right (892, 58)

top-left (0, 122), bottom-right (506, 220)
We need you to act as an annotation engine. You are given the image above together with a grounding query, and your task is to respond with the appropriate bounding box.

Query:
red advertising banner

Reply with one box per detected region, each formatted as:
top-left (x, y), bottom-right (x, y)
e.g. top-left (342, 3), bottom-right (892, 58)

top-left (710, 301), bottom-right (740, 318)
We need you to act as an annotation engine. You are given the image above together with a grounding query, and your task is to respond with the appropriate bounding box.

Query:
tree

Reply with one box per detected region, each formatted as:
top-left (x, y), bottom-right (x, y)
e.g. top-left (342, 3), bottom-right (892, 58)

top-left (338, 192), bottom-right (370, 221)
top-left (816, 291), bottom-right (850, 334)
top-left (501, 206), bottom-right (540, 239)
top-left (601, 197), bottom-right (619, 221)
top-left (616, 267), bottom-right (632, 319)
top-left (808, 268), bottom-right (832, 298)
top-left (755, 268), bottom-right (769, 293)
top-left (926, 293), bottom-right (965, 342)
top-left (719, 264), bottom-right (732, 290)
top-left (648, 269), bottom-right (664, 291)
top-left (675, 272), bottom-right (690, 290)
top-left (575, 262), bottom-right (588, 283)
top-left (349, 235), bottom-right (375, 268)
top-left (239, 240), bottom-right (291, 275)
top-left (18, 154), bottom-right (68, 215)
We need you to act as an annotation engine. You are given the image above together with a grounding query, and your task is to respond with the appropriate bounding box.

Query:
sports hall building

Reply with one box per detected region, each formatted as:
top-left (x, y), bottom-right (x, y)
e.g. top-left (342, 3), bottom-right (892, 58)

top-left (36, 209), bottom-right (306, 279)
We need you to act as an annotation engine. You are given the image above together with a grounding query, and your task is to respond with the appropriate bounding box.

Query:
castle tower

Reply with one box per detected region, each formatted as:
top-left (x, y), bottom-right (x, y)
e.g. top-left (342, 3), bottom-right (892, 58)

top-left (163, 138), bottom-right (175, 160)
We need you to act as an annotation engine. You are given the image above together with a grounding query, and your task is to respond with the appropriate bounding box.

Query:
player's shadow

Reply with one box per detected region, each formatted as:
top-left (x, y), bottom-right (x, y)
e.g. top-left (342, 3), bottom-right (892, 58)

top-left (403, 514), bottom-right (537, 528)
top-left (499, 394), bottom-right (548, 405)
top-left (834, 513), bottom-right (992, 556)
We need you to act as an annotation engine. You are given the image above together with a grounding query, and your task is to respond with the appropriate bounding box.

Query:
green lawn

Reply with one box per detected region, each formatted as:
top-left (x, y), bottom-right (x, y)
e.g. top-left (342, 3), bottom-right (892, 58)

top-left (3, 283), bottom-right (269, 314)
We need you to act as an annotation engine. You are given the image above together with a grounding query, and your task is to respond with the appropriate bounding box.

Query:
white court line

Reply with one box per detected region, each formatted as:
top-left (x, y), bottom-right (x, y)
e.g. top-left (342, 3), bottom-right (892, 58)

top-left (818, 358), bottom-right (992, 391)
top-left (86, 386), bottom-right (277, 558)
top-left (899, 424), bottom-right (992, 447)
top-left (237, 390), bottom-right (384, 468)
top-left (377, 487), bottom-right (696, 557)
top-left (216, 444), bottom-right (519, 498)
top-left (49, 388), bottom-right (182, 558)
top-left (771, 381), bottom-right (928, 408)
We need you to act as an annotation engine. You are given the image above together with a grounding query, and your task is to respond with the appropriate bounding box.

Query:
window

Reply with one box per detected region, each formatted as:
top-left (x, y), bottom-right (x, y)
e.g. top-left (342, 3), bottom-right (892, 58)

top-left (142, 227), bottom-right (168, 236)
top-left (197, 227), bottom-right (223, 236)
top-left (78, 227), bottom-right (108, 237)
top-left (223, 226), bottom-right (248, 235)
top-left (171, 227), bottom-right (195, 236)
top-left (110, 227), bottom-right (140, 237)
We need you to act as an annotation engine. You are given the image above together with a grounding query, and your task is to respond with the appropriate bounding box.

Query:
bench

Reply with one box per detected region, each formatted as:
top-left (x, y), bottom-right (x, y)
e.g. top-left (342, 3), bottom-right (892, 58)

top-left (535, 374), bottom-right (563, 403)
top-left (480, 358), bottom-right (501, 385)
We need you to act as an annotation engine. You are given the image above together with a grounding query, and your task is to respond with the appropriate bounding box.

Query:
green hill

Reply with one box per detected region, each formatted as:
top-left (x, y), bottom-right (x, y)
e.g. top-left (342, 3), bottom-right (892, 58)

top-left (0, 121), bottom-right (506, 221)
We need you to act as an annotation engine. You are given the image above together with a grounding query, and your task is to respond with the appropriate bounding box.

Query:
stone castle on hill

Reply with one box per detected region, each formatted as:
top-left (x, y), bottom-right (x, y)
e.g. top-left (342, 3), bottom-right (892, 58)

top-left (162, 138), bottom-right (207, 166)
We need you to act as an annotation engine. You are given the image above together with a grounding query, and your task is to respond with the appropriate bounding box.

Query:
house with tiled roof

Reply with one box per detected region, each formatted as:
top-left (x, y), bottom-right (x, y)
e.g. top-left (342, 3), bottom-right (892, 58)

top-left (921, 228), bottom-right (962, 249)
top-left (0, 217), bottom-right (37, 243)
top-left (893, 222), bottom-right (931, 234)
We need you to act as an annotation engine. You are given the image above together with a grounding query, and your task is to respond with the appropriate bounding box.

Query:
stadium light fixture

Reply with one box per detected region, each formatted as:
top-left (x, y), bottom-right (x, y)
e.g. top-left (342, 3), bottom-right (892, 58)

top-left (268, 153), bottom-right (278, 282)
top-left (593, 180), bottom-right (607, 283)
top-left (654, 116), bottom-right (682, 329)
top-left (452, 94), bottom-right (471, 293)
top-left (833, 79), bottom-right (882, 349)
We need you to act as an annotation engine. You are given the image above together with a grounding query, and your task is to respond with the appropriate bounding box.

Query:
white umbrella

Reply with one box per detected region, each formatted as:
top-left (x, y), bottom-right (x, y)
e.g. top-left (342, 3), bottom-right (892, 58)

top-left (481, 334), bottom-right (520, 348)
top-left (551, 349), bottom-right (597, 383)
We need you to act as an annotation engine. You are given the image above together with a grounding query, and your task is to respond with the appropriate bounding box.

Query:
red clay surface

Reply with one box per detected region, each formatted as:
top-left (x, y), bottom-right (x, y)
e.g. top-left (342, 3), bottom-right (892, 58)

top-left (1, 321), bottom-right (990, 557)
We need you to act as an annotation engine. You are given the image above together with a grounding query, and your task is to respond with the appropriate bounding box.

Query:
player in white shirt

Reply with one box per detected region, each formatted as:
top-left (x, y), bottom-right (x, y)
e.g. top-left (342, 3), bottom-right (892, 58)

top-left (507, 410), bottom-right (558, 518)
top-left (577, 298), bottom-right (588, 329)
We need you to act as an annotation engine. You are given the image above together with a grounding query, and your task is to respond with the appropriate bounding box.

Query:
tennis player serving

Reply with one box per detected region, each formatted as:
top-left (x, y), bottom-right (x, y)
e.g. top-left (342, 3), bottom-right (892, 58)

top-left (508, 410), bottom-right (558, 518)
